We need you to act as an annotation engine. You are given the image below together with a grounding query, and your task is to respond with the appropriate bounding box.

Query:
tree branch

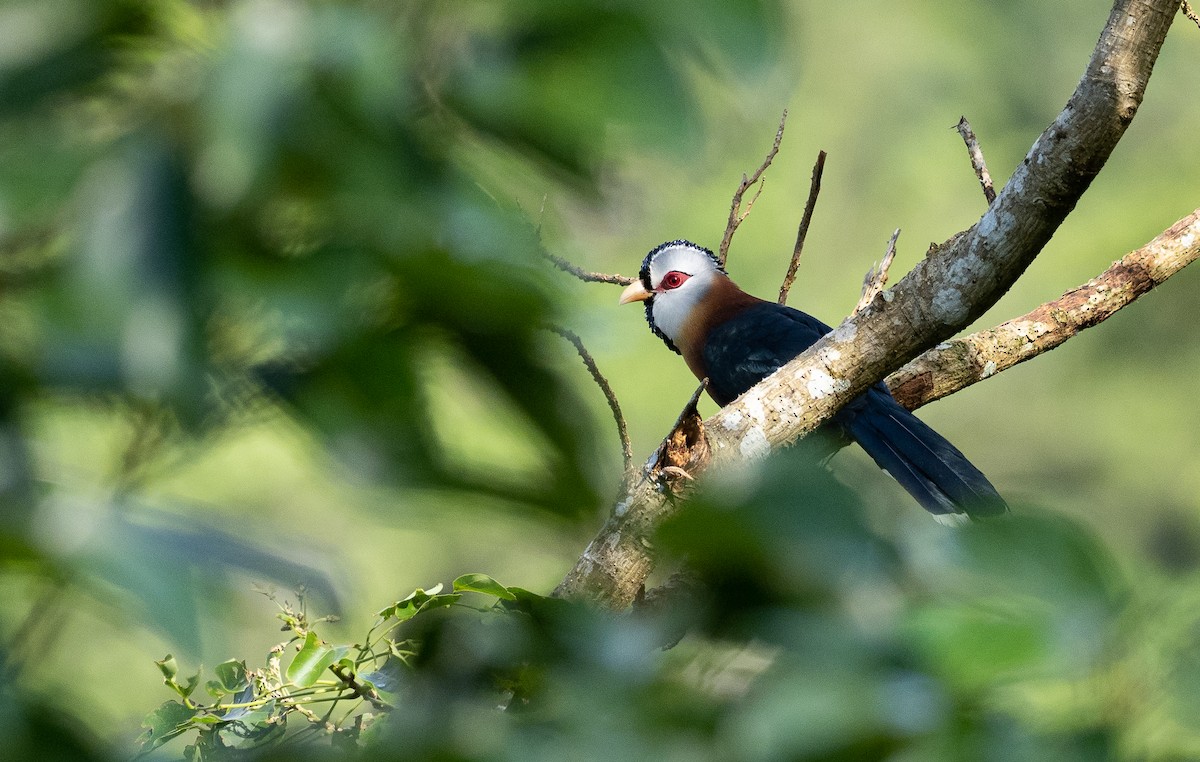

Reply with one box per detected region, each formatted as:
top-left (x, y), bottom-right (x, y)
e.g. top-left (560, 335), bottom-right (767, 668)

top-left (855, 229), bottom-right (900, 315)
top-left (778, 151), bottom-right (827, 305)
top-left (548, 326), bottom-right (634, 473)
top-left (955, 116), bottom-right (996, 205)
top-left (888, 207), bottom-right (1200, 409)
top-left (554, 0), bottom-right (1182, 610)
top-left (718, 110), bottom-right (788, 267)
top-left (541, 249), bottom-right (635, 286)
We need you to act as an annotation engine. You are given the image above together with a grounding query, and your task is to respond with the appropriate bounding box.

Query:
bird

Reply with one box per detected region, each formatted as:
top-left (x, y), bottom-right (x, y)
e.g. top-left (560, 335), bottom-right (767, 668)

top-left (618, 239), bottom-right (1006, 519)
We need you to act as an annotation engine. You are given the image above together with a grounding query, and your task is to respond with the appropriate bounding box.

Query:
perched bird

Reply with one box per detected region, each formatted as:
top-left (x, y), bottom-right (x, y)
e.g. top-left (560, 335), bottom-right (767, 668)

top-left (619, 240), bottom-right (1006, 519)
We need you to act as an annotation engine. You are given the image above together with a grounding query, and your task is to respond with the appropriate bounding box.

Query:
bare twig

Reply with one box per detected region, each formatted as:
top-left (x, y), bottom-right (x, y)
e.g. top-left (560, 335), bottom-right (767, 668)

top-left (718, 110), bottom-right (789, 266)
top-left (328, 662), bottom-right (391, 712)
top-left (542, 250), bottom-right (635, 286)
top-left (956, 116), bottom-right (996, 205)
top-left (548, 326), bottom-right (634, 472)
top-left (778, 150), bottom-right (827, 304)
top-left (1183, 1), bottom-right (1199, 28)
top-left (534, 197), bottom-right (634, 285)
top-left (855, 229), bottom-right (900, 314)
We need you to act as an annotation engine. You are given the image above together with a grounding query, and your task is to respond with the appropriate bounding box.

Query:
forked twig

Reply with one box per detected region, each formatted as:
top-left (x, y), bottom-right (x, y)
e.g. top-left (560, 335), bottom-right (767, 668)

top-left (955, 116), bottom-right (996, 204)
top-left (855, 229), bottom-right (900, 314)
top-left (718, 110), bottom-right (789, 266)
top-left (778, 150), bottom-right (827, 304)
top-left (547, 326), bottom-right (633, 471)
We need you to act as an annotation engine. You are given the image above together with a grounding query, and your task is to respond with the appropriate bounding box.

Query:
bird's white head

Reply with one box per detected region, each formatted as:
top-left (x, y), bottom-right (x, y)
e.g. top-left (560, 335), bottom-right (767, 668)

top-left (618, 240), bottom-right (725, 354)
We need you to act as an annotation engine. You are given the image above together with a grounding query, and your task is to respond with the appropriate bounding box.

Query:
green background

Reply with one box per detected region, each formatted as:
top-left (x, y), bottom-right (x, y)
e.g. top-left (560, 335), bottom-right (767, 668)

top-left (1, 0), bottom-right (1198, 758)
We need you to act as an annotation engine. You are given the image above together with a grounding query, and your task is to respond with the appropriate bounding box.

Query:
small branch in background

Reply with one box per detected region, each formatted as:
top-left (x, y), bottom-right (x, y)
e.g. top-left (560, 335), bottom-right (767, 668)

top-left (542, 249), bottom-right (635, 286)
top-left (532, 195), bottom-right (633, 284)
top-left (718, 110), bottom-right (789, 267)
top-left (547, 326), bottom-right (634, 472)
top-left (955, 116), bottom-right (996, 205)
top-left (778, 150), bottom-right (828, 304)
top-left (1183, 1), bottom-right (1199, 29)
top-left (534, 196), bottom-right (635, 285)
top-left (855, 228), bottom-right (900, 314)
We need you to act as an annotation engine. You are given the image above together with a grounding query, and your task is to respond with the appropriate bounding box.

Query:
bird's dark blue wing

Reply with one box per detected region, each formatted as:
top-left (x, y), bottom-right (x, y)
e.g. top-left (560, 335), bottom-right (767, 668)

top-left (700, 300), bottom-right (1006, 518)
top-left (701, 301), bottom-right (832, 406)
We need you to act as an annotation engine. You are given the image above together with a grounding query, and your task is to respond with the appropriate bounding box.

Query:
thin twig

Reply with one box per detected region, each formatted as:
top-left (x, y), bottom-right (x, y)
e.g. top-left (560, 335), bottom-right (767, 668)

top-left (955, 116), bottom-right (996, 204)
top-left (547, 326), bottom-right (633, 472)
top-left (536, 199), bottom-right (634, 285)
top-left (718, 110), bottom-right (789, 267)
top-left (778, 150), bottom-right (827, 304)
top-left (1184, 1), bottom-right (1200, 28)
top-left (541, 249), bottom-right (635, 286)
top-left (855, 229), bottom-right (900, 314)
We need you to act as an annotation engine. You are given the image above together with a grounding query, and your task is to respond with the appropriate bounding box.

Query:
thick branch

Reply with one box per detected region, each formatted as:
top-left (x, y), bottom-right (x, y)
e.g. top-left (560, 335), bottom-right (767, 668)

top-left (554, 0), bottom-right (1181, 609)
top-left (888, 207), bottom-right (1200, 408)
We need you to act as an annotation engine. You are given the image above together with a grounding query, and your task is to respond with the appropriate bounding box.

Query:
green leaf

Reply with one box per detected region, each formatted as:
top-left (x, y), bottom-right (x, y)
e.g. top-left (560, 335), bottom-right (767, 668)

top-left (417, 594), bottom-right (462, 613)
top-left (227, 698), bottom-right (276, 728)
top-left (162, 659), bottom-right (200, 701)
top-left (139, 700), bottom-right (198, 753)
top-left (376, 584), bottom-right (464, 623)
top-left (214, 659), bottom-right (249, 693)
top-left (180, 669), bottom-right (201, 700)
top-left (286, 631), bottom-right (336, 688)
top-left (156, 654), bottom-right (179, 681)
top-left (453, 573), bottom-right (517, 601)
top-left (223, 685), bottom-right (265, 723)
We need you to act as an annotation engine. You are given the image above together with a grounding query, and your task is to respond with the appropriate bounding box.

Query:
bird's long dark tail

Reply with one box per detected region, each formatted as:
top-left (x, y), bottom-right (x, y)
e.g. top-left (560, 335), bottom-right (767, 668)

top-left (842, 387), bottom-right (1007, 518)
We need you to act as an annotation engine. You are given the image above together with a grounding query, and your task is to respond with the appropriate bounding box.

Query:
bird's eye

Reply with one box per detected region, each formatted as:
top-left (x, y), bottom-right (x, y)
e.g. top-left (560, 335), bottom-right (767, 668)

top-left (660, 271), bottom-right (690, 290)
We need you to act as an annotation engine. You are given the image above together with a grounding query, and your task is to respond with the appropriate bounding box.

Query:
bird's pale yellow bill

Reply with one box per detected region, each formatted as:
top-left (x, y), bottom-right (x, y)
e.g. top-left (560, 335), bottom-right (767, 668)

top-left (618, 281), bottom-right (652, 304)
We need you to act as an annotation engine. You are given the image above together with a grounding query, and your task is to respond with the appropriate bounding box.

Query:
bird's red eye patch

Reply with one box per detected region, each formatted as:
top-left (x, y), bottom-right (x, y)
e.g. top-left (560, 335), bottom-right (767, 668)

top-left (660, 271), bottom-right (690, 290)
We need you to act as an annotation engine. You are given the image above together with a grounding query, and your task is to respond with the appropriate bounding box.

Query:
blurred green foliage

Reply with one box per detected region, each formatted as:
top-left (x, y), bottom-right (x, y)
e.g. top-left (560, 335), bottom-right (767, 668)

top-left (139, 461), bottom-right (1200, 760)
top-left (0, 0), bottom-right (1199, 760)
